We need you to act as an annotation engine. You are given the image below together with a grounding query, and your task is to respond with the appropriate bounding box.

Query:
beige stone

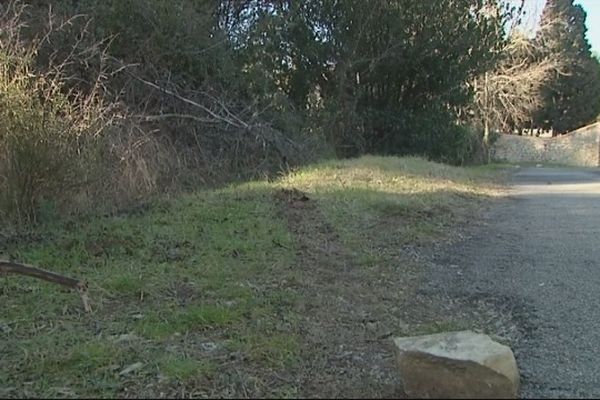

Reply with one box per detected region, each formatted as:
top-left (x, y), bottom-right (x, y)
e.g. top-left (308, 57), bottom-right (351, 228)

top-left (393, 330), bottom-right (519, 399)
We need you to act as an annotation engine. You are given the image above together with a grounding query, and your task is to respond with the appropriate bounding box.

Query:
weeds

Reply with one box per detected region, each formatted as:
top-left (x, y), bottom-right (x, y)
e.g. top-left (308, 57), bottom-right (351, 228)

top-left (1, 156), bottom-right (504, 397)
top-left (0, 2), bottom-right (118, 223)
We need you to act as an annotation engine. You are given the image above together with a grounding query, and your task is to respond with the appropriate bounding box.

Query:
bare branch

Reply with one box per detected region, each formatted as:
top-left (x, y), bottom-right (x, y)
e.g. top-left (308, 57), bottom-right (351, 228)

top-left (132, 74), bottom-right (248, 129)
top-left (0, 260), bottom-right (91, 313)
top-left (468, 29), bottom-right (567, 133)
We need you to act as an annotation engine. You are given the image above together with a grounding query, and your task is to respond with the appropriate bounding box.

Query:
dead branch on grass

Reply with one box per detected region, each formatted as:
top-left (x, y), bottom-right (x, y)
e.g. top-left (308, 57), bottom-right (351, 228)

top-left (0, 261), bottom-right (91, 313)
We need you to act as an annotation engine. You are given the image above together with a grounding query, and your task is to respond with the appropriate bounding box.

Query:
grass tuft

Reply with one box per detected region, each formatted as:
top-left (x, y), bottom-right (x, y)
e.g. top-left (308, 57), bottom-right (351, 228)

top-left (160, 357), bottom-right (215, 381)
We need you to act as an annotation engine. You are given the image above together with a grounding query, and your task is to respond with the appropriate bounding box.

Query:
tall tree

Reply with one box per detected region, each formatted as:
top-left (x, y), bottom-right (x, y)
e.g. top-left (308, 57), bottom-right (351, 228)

top-left (321, 0), bottom-right (506, 157)
top-left (534, 0), bottom-right (600, 133)
top-left (467, 2), bottom-right (567, 138)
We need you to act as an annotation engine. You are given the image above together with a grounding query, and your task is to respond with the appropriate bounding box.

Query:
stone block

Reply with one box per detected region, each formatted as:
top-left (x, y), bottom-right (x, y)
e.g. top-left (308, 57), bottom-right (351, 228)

top-left (393, 330), bottom-right (519, 399)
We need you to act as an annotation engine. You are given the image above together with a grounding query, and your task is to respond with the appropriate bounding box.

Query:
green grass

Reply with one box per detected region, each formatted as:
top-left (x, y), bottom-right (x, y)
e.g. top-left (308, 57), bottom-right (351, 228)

top-left (135, 305), bottom-right (240, 340)
top-left (0, 155), bottom-right (504, 398)
top-left (492, 161), bottom-right (579, 169)
top-left (278, 156), bottom-right (504, 251)
top-left (227, 333), bottom-right (301, 368)
top-left (160, 357), bottom-right (215, 381)
top-left (104, 273), bottom-right (146, 295)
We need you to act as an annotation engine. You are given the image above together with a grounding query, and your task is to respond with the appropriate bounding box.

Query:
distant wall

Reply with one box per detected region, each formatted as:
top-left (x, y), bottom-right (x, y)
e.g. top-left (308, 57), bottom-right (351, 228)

top-left (491, 123), bottom-right (600, 167)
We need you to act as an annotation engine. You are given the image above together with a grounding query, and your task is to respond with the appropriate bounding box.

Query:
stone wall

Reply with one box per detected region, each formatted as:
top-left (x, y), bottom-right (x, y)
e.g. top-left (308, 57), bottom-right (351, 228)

top-left (491, 123), bottom-right (600, 167)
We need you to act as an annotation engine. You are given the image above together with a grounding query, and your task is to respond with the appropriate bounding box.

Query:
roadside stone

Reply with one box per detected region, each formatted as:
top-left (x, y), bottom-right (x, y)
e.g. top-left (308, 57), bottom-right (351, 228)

top-left (166, 247), bottom-right (184, 261)
top-left (393, 330), bottom-right (519, 399)
top-left (110, 332), bottom-right (141, 343)
top-left (0, 321), bottom-right (12, 333)
top-left (199, 341), bottom-right (219, 352)
top-left (119, 362), bottom-right (144, 376)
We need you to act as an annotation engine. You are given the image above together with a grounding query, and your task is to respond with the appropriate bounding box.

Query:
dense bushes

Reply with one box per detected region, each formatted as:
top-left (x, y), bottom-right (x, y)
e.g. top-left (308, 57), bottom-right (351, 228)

top-left (0, 5), bottom-right (110, 222)
top-left (0, 1), bottom-right (328, 223)
top-left (1, 0), bottom-right (563, 223)
top-left (224, 0), bottom-right (505, 162)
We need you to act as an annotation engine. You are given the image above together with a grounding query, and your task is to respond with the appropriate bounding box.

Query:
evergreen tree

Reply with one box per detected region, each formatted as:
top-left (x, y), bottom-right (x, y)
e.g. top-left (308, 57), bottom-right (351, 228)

top-left (534, 0), bottom-right (600, 133)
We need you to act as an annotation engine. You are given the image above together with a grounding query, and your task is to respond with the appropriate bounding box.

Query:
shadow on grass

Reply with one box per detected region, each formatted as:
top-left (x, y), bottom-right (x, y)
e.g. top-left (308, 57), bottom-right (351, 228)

top-left (0, 156), bottom-right (504, 398)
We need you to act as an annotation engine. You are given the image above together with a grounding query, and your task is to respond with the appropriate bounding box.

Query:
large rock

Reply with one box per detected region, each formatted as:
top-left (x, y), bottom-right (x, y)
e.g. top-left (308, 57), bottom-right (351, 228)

top-left (393, 330), bottom-right (519, 399)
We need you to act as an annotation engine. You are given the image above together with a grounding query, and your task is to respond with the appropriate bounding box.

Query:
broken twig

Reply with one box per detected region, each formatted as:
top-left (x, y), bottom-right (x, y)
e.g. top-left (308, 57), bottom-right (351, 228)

top-left (0, 260), bottom-right (91, 313)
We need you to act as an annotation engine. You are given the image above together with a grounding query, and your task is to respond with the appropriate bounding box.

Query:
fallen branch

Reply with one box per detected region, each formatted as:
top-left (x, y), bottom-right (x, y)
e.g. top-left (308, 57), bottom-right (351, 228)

top-left (0, 261), bottom-right (91, 313)
top-left (132, 75), bottom-right (248, 129)
top-left (139, 113), bottom-right (222, 124)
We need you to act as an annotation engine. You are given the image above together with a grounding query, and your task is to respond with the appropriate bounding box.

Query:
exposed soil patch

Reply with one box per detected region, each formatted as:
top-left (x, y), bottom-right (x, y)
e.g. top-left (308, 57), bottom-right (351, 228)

top-left (273, 188), bottom-right (417, 398)
top-left (165, 280), bottom-right (200, 306)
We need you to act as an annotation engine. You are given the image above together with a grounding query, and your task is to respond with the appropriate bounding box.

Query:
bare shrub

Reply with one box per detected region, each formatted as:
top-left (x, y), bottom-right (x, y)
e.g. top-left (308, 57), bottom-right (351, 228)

top-left (0, 1), bottom-right (323, 224)
top-left (470, 32), bottom-right (567, 135)
top-left (0, 2), bottom-right (117, 222)
top-left (468, 9), bottom-right (568, 138)
top-left (122, 72), bottom-right (314, 183)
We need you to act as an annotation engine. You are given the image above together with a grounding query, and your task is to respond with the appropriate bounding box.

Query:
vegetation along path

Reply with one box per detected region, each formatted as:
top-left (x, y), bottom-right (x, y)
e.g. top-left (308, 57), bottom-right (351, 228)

top-left (0, 156), bottom-right (502, 398)
top-left (425, 167), bottom-right (600, 398)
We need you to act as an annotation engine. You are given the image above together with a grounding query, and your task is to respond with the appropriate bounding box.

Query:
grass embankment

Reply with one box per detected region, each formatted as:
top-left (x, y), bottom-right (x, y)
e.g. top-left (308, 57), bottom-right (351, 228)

top-left (0, 156), bottom-right (505, 398)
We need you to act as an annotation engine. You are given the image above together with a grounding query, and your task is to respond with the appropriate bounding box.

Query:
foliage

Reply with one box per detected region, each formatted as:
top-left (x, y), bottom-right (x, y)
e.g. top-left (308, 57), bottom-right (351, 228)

top-left (466, 0), bottom-right (600, 139)
top-left (0, 1), bottom-right (328, 222)
top-left (218, 0), bottom-right (506, 162)
top-left (469, 31), bottom-right (566, 135)
top-left (0, 3), bottom-right (115, 223)
top-left (322, 0), bottom-right (504, 158)
top-left (4, 0), bottom-right (596, 221)
top-left (533, 0), bottom-right (600, 133)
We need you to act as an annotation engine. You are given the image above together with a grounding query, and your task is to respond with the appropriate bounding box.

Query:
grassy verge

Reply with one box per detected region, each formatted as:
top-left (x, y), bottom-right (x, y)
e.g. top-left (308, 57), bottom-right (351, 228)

top-left (0, 156), bottom-right (506, 398)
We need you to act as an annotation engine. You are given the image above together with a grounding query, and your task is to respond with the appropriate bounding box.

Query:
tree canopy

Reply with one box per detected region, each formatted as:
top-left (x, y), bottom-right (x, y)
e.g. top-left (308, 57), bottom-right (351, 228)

top-left (533, 0), bottom-right (600, 133)
top-left (2, 0), bottom-right (600, 221)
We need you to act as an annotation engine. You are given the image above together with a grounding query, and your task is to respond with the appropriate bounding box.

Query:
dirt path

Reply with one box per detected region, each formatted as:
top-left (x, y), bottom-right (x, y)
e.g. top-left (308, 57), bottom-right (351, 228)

top-left (274, 188), bottom-right (408, 398)
top-left (424, 167), bottom-right (600, 398)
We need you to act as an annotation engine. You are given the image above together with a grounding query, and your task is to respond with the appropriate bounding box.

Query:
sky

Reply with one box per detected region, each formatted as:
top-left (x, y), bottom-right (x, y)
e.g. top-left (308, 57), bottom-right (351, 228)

top-left (576, 0), bottom-right (600, 54)
top-left (522, 0), bottom-right (600, 54)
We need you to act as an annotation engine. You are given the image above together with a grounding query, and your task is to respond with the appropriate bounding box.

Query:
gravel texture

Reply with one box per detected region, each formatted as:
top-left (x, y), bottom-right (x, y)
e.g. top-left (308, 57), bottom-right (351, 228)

top-left (424, 167), bottom-right (600, 398)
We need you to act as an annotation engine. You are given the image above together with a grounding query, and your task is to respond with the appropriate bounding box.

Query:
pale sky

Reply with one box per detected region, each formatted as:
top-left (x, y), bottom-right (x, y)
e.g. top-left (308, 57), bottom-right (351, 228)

top-left (521, 0), bottom-right (600, 54)
top-left (576, 0), bottom-right (600, 54)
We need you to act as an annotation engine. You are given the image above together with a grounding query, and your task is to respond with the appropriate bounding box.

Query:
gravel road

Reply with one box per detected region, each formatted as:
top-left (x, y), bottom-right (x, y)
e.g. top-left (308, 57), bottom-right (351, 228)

top-left (425, 167), bottom-right (600, 398)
